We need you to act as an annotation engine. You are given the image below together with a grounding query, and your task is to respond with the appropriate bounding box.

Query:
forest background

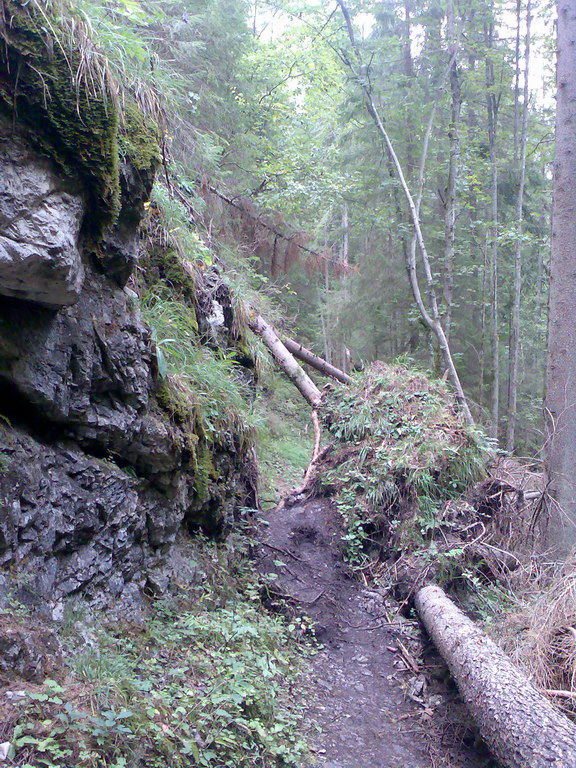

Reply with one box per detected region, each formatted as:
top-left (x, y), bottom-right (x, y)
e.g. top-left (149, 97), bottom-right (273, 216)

top-left (82, 0), bottom-right (554, 458)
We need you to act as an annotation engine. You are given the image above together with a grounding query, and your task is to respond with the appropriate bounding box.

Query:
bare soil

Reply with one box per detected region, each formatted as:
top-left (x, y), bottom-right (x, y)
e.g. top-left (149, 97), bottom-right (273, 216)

top-left (257, 498), bottom-right (496, 768)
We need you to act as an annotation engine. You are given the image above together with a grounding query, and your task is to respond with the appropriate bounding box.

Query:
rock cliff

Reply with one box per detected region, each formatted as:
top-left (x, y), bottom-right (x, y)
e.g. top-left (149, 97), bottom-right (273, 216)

top-left (0, 0), bottom-right (256, 617)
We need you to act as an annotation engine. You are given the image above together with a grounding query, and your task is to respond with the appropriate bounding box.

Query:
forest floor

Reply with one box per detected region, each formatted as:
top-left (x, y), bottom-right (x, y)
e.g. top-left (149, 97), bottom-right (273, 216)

top-left (256, 498), bottom-right (496, 768)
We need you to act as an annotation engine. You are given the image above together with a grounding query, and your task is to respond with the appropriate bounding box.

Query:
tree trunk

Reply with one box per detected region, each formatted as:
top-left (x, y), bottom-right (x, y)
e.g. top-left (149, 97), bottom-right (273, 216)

top-left (506, 0), bottom-right (531, 453)
top-left (320, 309), bottom-right (332, 366)
top-left (339, 203), bottom-right (349, 266)
top-left (485, 21), bottom-right (500, 441)
top-left (415, 584), bottom-right (576, 767)
top-left (443, 0), bottom-right (461, 342)
top-left (336, 0), bottom-right (474, 427)
top-left (282, 336), bottom-right (352, 384)
top-left (246, 309), bottom-right (322, 407)
top-left (479, 231), bottom-right (488, 408)
top-left (545, 0), bottom-right (576, 554)
top-left (402, 0), bottom-right (416, 178)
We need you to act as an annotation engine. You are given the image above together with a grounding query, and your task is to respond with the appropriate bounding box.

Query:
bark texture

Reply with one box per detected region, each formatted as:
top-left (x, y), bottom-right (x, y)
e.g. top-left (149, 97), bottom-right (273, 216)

top-left (282, 336), bottom-right (352, 384)
top-left (246, 310), bottom-right (322, 407)
top-left (415, 584), bottom-right (576, 767)
top-left (545, 0), bottom-right (576, 554)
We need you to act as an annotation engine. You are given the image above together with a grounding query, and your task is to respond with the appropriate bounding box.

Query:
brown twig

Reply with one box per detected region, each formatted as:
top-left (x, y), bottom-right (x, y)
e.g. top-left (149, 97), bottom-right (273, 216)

top-left (396, 639), bottom-right (420, 675)
top-left (260, 541), bottom-right (305, 563)
top-left (543, 689), bottom-right (576, 699)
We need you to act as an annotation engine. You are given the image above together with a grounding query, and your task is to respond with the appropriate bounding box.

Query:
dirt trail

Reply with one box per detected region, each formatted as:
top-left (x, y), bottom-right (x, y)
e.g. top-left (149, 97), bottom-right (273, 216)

top-left (257, 499), bottom-right (492, 768)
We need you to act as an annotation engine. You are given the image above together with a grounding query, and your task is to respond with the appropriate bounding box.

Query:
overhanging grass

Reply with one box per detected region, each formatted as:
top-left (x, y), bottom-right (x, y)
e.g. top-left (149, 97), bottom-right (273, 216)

top-left (142, 294), bottom-right (256, 443)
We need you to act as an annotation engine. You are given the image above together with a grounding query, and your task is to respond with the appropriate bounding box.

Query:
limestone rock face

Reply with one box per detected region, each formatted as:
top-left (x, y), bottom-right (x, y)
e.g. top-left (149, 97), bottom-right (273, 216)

top-left (0, 427), bottom-right (184, 604)
top-left (0, 281), bottom-right (182, 487)
top-left (97, 159), bottom-right (156, 286)
top-left (0, 0), bottom-right (256, 618)
top-left (0, 129), bottom-right (255, 614)
top-left (0, 118), bottom-right (86, 307)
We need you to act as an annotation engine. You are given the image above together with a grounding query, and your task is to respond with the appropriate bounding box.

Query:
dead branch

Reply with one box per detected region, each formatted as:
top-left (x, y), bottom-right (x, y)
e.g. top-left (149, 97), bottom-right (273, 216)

top-left (282, 336), bottom-right (353, 384)
top-left (246, 306), bottom-right (322, 407)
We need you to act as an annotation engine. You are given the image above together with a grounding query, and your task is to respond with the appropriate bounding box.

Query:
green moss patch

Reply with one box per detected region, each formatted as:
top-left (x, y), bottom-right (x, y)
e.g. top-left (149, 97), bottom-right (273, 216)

top-left (119, 102), bottom-right (161, 172)
top-left (0, 0), bottom-right (123, 229)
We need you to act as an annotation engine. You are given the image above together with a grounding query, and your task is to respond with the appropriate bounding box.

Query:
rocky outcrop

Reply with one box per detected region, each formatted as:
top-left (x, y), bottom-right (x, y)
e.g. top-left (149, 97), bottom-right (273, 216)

top-left (0, 116), bottom-right (86, 307)
top-left (0, 2), bottom-right (256, 615)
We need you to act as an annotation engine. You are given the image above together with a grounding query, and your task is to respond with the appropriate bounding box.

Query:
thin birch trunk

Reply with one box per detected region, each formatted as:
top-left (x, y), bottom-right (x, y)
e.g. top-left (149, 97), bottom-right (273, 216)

top-left (402, 0), bottom-right (416, 178)
top-left (339, 204), bottom-right (349, 266)
top-left (320, 310), bottom-right (331, 366)
top-left (336, 0), bottom-right (473, 426)
top-left (322, 241), bottom-right (333, 365)
top-left (484, 21), bottom-right (500, 440)
top-left (489, 157), bottom-right (500, 440)
top-left (479, 233), bottom-right (488, 407)
top-left (443, 0), bottom-right (462, 342)
top-left (339, 204), bottom-right (350, 373)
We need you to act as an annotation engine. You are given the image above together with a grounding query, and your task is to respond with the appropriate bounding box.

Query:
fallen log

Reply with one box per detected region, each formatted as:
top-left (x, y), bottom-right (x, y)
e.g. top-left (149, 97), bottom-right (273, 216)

top-left (245, 308), bottom-right (322, 407)
top-left (415, 584), bottom-right (576, 768)
top-left (281, 336), bottom-right (353, 384)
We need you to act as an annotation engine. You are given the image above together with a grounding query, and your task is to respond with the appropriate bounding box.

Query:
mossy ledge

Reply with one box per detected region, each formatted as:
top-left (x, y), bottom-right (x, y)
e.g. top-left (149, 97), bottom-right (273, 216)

top-left (0, 0), bottom-right (160, 233)
top-left (0, 0), bottom-right (120, 228)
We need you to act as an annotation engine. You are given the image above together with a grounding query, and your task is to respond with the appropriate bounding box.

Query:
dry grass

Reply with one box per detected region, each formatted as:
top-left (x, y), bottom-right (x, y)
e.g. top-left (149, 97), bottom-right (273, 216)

top-left (11, 0), bottom-right (164, 124)
top-left (497, 558), bottom-right (576, 711)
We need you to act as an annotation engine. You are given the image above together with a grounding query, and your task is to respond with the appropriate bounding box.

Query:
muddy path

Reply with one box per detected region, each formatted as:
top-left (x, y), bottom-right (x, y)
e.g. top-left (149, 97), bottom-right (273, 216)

top-left (257, 499), bottom-right (494, 768)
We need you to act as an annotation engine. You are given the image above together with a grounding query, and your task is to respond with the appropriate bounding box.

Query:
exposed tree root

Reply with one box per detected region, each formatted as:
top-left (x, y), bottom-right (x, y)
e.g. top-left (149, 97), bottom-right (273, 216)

top-left (276, 408), bottom-right (331, 513)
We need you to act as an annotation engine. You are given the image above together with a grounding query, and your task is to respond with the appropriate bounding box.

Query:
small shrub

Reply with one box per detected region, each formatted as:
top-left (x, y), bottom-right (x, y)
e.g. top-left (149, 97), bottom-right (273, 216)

top-left (7, 536), bottom-right (313, 768)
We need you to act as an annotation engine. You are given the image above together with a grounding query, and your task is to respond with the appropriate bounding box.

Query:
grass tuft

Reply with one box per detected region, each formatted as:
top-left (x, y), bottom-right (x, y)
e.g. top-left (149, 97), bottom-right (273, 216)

top-left (142, 294), bottom-right (255, 443)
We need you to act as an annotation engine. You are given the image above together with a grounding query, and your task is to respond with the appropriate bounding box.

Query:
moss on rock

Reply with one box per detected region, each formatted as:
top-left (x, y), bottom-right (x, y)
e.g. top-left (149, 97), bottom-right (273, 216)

top-left (0, 0), bottom-right (120, 230)
top-left (140, 224), bottom-right (198, 305)
top-left (119, 102), bottom-right (161, 173)
top-left (155, 375), bottom-right (218, 510)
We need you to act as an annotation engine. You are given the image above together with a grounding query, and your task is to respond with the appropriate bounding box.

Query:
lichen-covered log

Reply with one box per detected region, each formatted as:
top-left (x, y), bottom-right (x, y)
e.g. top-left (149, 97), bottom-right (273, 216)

top-left (415, 584), bottom-right (576, 768)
